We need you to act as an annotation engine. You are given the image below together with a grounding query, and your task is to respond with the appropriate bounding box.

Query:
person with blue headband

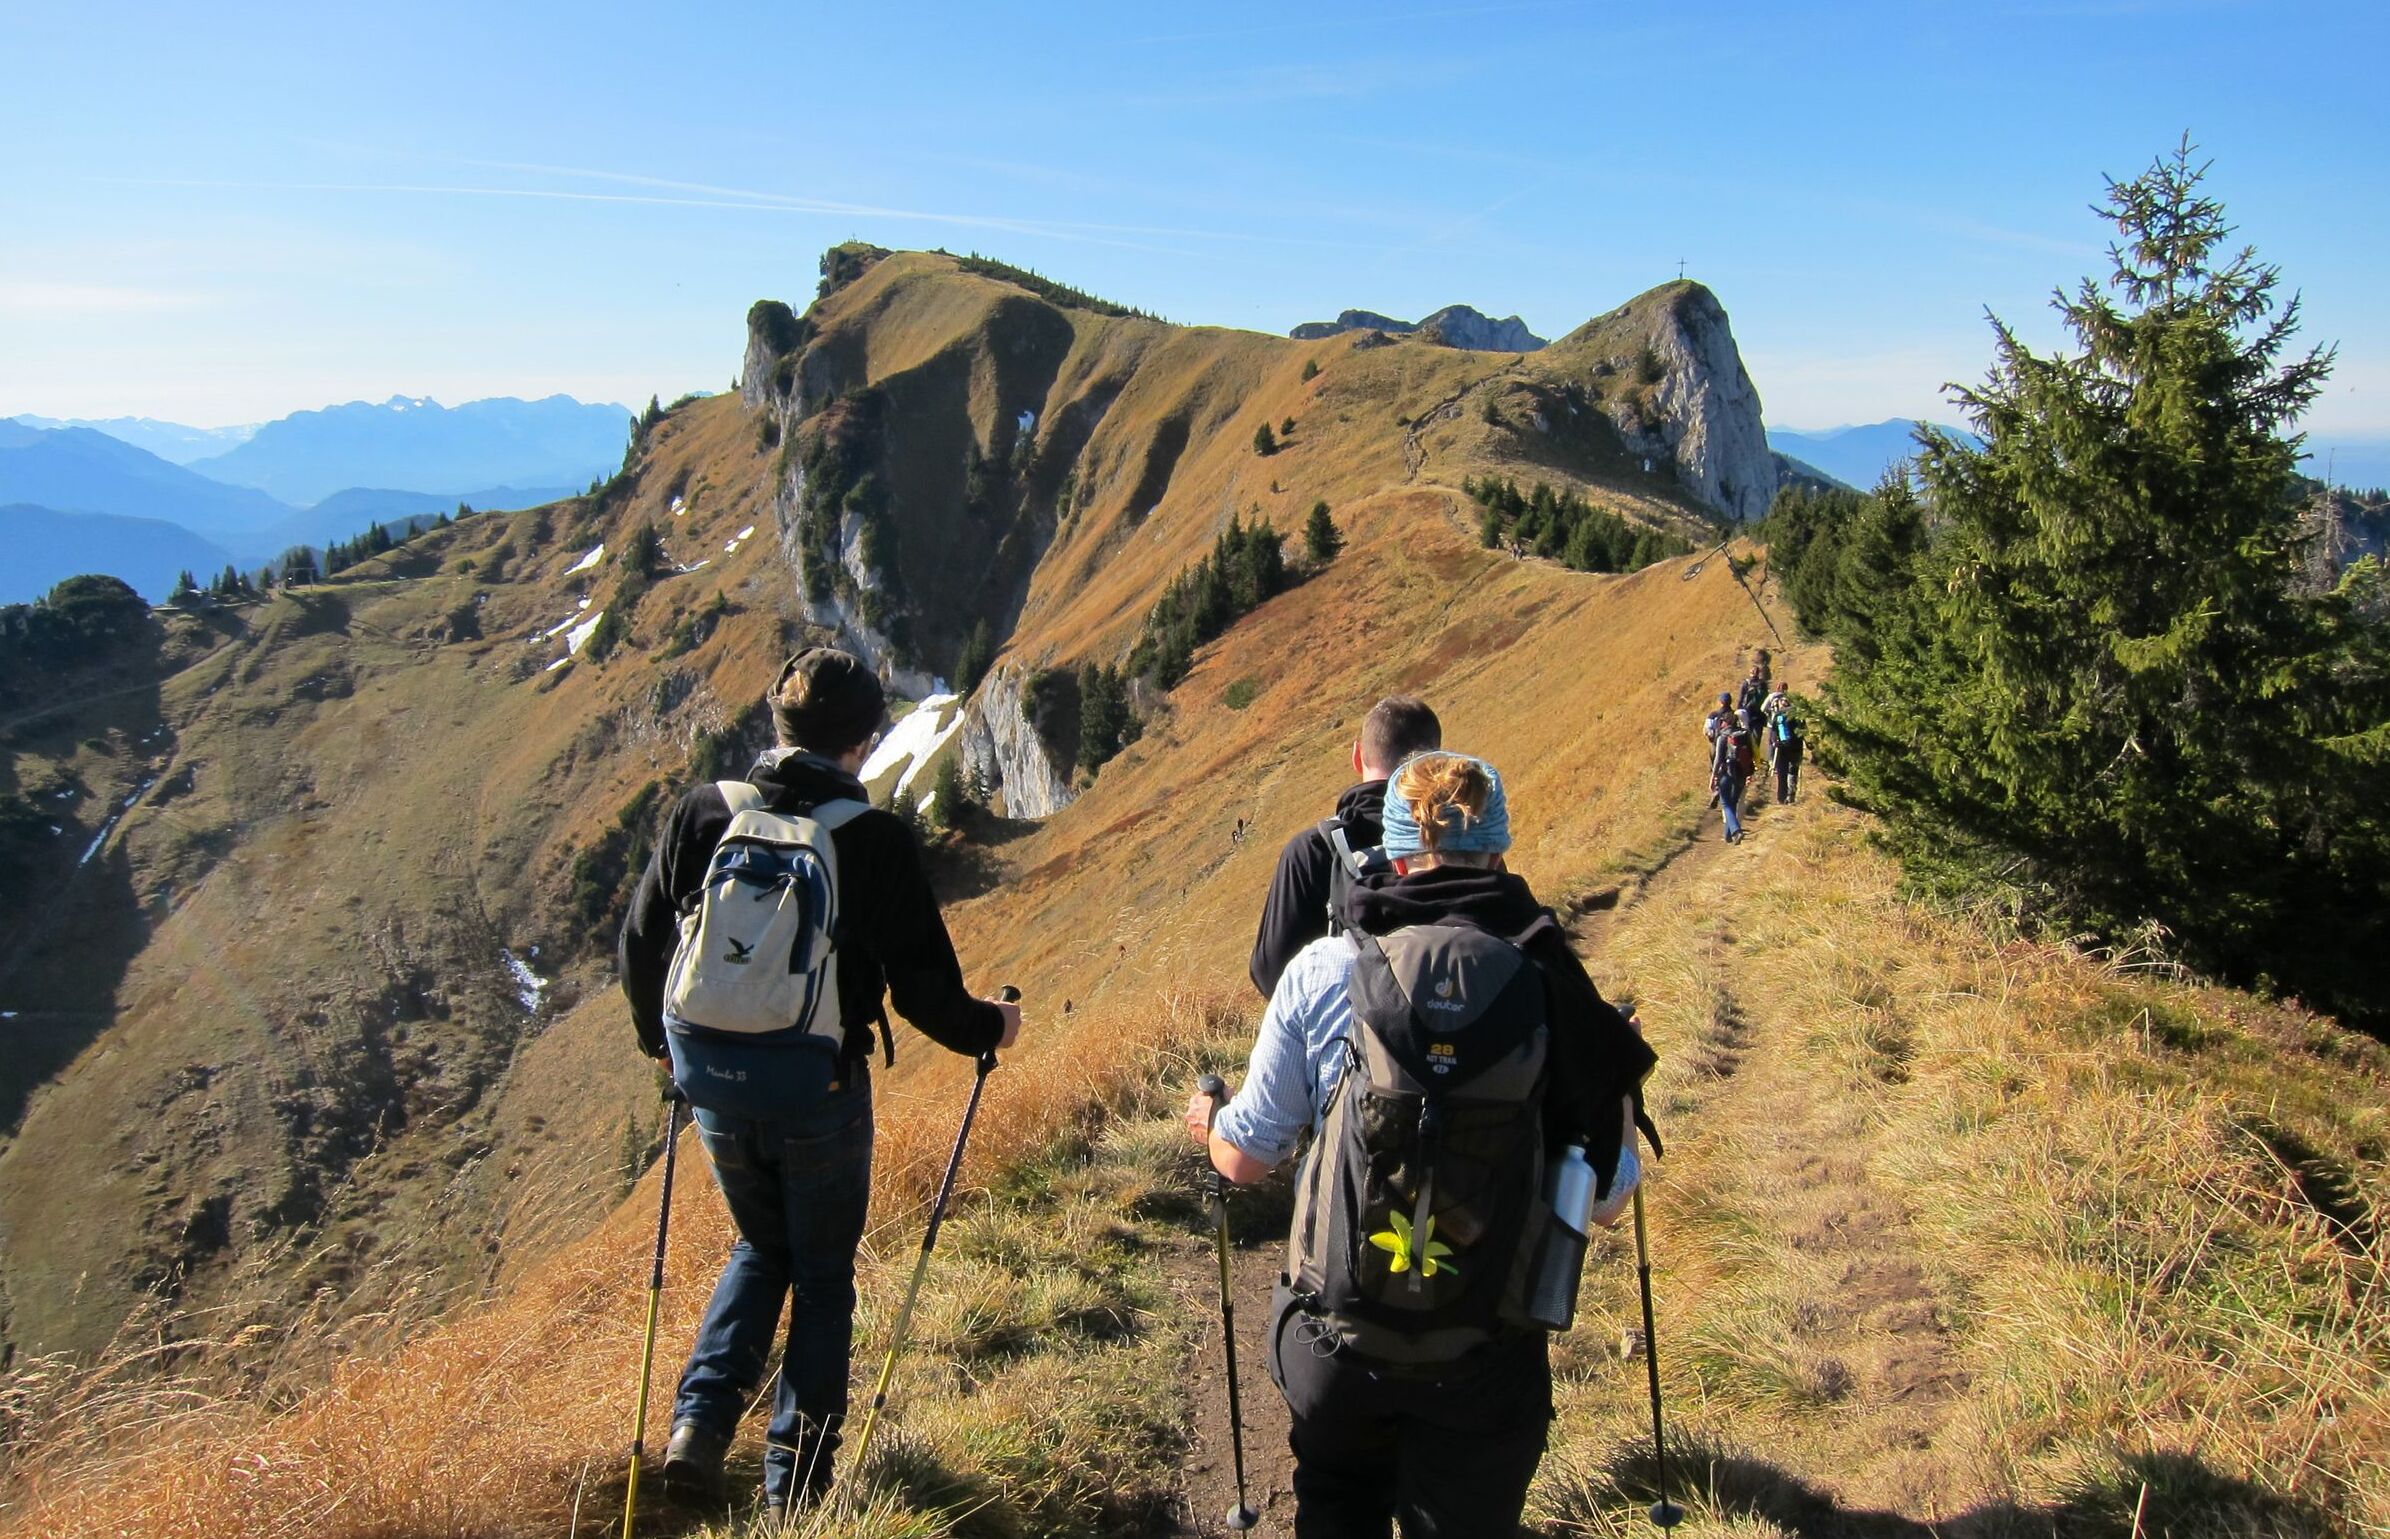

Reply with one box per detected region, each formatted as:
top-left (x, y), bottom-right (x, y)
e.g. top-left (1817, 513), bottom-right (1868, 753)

top-left (1188, 751), bottom-right (1658, 1539)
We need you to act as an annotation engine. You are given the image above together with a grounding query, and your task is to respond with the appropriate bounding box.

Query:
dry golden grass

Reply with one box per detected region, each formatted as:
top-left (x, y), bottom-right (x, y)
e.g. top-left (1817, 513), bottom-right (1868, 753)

top-left (0, 986), bottom-right (1250, 1539)
top-left (1541, 796), bottom-right (2388, 1538)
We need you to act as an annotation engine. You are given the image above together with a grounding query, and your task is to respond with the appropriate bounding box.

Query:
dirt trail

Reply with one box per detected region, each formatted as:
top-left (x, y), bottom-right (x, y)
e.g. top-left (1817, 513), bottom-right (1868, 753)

top-left (1164, 781), bottom-right (1973, 1534)
top-left (1587, 792), bottom-right (1976, 1526)
top-left (1171, 1241), bottom-right (1297, 1536)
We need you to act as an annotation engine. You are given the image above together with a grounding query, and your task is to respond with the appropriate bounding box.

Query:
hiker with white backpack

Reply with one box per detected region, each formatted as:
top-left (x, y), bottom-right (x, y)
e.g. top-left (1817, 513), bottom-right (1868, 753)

top-left (1190, 751), bottom-right (1657, 1539)
top-left (619, 647), bottom-right (1021, 1519)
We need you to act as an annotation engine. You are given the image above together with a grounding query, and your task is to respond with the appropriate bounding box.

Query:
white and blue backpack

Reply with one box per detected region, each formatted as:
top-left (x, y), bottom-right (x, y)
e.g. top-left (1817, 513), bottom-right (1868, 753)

top-left (663, 782), bottom-right (871, 1111)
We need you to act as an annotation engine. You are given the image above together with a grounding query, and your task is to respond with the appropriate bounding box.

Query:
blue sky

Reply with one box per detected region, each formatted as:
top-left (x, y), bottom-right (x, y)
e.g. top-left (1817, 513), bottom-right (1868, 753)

top-left (3, 0), bottom-right (2383, 442)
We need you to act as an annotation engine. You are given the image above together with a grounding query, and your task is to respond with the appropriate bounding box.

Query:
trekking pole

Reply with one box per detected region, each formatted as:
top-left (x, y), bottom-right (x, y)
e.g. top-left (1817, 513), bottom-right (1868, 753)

top-left (1196, 1074), bottom-right (1260, 1532)
top-left (1631, 1186), bottom-right (1684, 1529)
top-left (620, 1088), bottom-right (687, 1539)
top-left (843, 986), bottom-right (1017, 1487)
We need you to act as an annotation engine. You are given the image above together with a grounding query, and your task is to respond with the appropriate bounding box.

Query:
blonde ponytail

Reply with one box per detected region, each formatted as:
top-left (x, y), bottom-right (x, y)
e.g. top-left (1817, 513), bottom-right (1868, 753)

top-left (1393, 754), bottom-right (1491, 854)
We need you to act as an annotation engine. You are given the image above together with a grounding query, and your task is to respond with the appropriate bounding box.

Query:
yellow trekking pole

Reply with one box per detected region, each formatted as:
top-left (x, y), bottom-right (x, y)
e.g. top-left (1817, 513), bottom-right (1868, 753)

top-left (620, 1090), bottom-right (687, 1539)
top-left (844, 987), bottom-right (1014, 1488)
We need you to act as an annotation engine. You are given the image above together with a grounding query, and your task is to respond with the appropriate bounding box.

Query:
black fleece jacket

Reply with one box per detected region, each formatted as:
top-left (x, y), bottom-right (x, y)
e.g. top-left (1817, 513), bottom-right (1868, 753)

top-left (1347, 865), bottom-right (1659, 1189)
top-left (1250, 779), bottom-right (1387, 999)
top-left (619, 750), bottom-right (1004, 1065)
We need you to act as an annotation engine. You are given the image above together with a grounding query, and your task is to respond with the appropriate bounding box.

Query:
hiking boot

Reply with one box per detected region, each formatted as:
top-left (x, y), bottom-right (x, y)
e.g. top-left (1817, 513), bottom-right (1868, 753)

top-left (660, 1421), bottom-right (730, 1502)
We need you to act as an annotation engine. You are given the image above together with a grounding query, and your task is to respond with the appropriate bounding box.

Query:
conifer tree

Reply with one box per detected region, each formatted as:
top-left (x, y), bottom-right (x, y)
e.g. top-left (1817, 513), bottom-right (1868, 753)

top-left (1305, 500), bottom-right (1343, 563)
top-left (1252, 422), bottom-right (1278, 456)
top-left (1820, 142), bottom-right (2388, 1020)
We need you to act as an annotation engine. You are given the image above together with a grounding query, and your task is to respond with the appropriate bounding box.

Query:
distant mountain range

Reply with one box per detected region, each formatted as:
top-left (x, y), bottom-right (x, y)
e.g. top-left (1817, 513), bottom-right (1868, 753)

top-left (1765, 419), bottom-right (1982, 490)
top-left (0, 427), bottom-right (294, 543)
top-left (189, 395), bottom-right (631, 506)
top-left (0, 395), bottom-right (632, 603)
top-left (7, 414), bottom-right (257, 465)
top-left (1, 504), bottom-right (239, 605)
top-left (1767, 419), bottom-right (2390, 497)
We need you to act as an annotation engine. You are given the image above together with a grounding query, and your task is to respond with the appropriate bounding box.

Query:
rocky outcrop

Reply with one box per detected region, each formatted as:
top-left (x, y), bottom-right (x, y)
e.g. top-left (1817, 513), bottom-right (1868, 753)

top-left (762, 437), bottom-right (940, 699)
top-left (1290, 305), bottom-right (1546, 352)
top-left (1418, 306), bottom-right (1546, 353)
top-left (957, 663), bottom-right (1074, 819)
top-left (1553, 283), bottom-right (1775, 525)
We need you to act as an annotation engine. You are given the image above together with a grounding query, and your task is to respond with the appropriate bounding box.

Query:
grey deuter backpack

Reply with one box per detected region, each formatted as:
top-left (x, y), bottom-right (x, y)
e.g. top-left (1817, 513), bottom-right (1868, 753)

top-left (1285, 920), bottom-right (1551, 1364)
top-left (664, 782), bottom-right (869, 1052)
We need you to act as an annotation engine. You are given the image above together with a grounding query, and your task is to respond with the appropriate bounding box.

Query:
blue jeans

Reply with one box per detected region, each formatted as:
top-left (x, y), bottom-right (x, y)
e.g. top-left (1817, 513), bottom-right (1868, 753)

top-left (1718, 770), bottom-right (1747, 839)
top-left (675, 1078), bottom-right (873, 1505)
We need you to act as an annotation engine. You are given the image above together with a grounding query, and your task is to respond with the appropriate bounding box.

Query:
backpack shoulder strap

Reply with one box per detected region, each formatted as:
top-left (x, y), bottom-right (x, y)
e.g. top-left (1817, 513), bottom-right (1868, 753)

top-left (810, 796), bottom-right (873, 832)
top-left (716, 780), bottom-right (765, 816)
top-left (1320, 816), bottom-right (1366, 876)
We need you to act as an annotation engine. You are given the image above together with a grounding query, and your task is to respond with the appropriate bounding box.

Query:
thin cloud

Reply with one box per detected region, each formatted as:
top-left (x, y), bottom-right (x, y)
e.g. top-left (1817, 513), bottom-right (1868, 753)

top-left (0, 281), bottom-right (209, 315)
top-left (1121, 0), bottom-right (1579, 46)
top-left (433, 155), bottom-right (1389, 252)
top-left (107, 176), bottom-right (1203, 259)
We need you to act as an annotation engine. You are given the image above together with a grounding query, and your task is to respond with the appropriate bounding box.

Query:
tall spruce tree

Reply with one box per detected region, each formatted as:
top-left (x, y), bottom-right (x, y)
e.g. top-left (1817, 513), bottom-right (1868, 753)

top-left (1821, 143), bottom-right (2389, 1021)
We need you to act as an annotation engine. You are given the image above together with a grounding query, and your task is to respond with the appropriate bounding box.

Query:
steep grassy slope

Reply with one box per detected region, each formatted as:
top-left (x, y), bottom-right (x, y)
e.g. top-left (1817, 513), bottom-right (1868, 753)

top-left (3, 252), bottom-right (2384, 1539)
top-left (0, 249), bottom-right (1764, 1371)
top-left (0, 397), bottom-right (804, 1360)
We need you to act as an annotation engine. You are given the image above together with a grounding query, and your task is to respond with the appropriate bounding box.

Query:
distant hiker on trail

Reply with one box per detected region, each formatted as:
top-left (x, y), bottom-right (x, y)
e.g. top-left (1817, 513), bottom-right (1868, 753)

top-left (1712, 710), bottom-right (1754, 843)
top-left (1771, 709), bottom-right (1804, 805)
top-left (1190, 751), bottom-right (1657, 1539)
top-left (1248, 695), bottom-right (1443, 998)
top-left (1701, 690), bottom-right (1734, 745)
top-left (620, 647), bottom-right (1022, 1519)
top-left (1760, 680), bottom-right (1791, 732)
top-left (1736, 660), bottom-right (1771, 729)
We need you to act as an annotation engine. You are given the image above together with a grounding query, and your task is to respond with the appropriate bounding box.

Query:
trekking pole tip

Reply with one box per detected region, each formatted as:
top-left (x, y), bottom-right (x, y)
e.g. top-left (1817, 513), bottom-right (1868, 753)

top-left (1650, 1499), bottom-right (1686, 1528)
top-left (1226, 1501), bottom-right (1259, 1530)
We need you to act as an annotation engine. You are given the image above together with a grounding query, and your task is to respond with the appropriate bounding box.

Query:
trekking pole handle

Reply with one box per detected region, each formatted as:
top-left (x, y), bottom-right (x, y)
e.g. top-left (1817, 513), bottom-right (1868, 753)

top-left (979, 985), bottom-right (1020, 1073)
top-left (1197, 1073), bottom-right (1227, 1112)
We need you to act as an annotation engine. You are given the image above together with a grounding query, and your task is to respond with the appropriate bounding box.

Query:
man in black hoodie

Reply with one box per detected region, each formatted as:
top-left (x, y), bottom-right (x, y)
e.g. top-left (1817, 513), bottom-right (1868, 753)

top-left (1248, 695), bottom-right (1441, 998)
top-left (620, 648), bottom-right (1020, 1517)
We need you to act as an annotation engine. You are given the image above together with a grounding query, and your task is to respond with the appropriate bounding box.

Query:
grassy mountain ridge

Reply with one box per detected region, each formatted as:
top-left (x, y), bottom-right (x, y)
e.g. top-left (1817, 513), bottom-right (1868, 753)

top-left (5, 250), bottom-right (2379, 1537)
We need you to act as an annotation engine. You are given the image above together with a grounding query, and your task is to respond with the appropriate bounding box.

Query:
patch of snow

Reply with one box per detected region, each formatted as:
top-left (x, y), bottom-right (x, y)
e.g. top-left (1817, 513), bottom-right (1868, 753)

top-left (543, 611), bottom-right (583, 639)
top-left (564, 610), bottom-right (606, 656)
top-left (0, 1010), bottom-right (16, 1019)
top-left (564, 544), bottom-right (605, 576)
top-left (669, 496), bottom-right (687, 517)
top-left (500, 949), bottom-right (545, 1014)
top-left (1016, 409), bottom-right (1036, 434)
top-left (578, 596), bottom-right (592, 609)
top-left (54, 789), bottom-right (73, 800)
top-left (78, 815), bottom-right (121, 866)
top-left (673, 560), bottom-right (710, 574)
top-left (861, 692), bottom-right (965, 795)
top-left (546, 656), bottom-right (573, 672)
top-left (49, 825), bottom-right (61, 835)
top-left (724, 525), bottom-right (756, 554)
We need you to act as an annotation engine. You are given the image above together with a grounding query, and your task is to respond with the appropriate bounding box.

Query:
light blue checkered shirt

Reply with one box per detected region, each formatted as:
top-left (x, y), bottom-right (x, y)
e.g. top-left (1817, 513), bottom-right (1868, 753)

top-left (1214, 934), bottom-right (1359, 1167)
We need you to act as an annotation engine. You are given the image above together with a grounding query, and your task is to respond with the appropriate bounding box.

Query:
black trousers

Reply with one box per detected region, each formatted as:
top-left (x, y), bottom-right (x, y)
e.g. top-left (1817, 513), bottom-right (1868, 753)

top-left (1268, 1300), bottom-right (1552, 1539)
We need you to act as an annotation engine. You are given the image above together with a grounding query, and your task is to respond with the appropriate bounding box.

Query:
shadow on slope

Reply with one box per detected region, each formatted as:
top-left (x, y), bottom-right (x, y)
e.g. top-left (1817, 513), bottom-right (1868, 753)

top-left (1564, 1438), bottom-right (2338, 1539)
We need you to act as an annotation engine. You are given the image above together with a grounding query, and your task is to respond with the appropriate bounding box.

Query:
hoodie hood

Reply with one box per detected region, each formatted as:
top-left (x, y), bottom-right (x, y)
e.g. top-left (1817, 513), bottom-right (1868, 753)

top-left (747, 748), bottom-right (871, 809)
top-left (1334, 778), bottom-right (1389, 844)
top-left (1347, 864), bottom-right (1556, 948)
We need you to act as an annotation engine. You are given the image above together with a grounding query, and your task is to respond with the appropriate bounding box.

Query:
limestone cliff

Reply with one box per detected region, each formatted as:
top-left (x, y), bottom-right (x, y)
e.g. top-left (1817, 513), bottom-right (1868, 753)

top-left (1540, 282), bottom-right (1775, 524)
top-left (957, 663), bottom-right (1075, 818)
